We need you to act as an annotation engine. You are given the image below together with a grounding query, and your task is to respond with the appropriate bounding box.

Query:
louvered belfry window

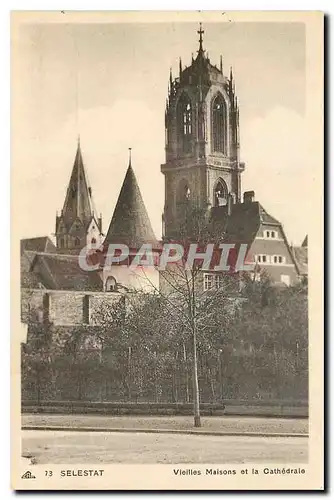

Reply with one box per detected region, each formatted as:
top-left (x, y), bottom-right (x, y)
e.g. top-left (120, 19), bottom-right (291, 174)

top-left (212, 94), bottom-right (227, 154)
top-left (177, 94), bottom-right (192, 154)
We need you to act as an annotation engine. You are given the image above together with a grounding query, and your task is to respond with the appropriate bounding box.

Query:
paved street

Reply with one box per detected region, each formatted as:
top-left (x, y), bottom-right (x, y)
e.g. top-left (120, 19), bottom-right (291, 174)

top-left (22, 430), bottom-right (308, 464)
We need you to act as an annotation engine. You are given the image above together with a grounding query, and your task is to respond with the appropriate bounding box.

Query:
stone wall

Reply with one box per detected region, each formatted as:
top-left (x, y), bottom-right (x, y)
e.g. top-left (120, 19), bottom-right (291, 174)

top-left (21, 288), bottom-right (122, 326)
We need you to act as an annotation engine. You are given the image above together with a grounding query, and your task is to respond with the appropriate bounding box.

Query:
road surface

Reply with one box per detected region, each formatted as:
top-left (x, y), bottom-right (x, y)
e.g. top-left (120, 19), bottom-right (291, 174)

top-left (22, 430), bottom-right (308, 464)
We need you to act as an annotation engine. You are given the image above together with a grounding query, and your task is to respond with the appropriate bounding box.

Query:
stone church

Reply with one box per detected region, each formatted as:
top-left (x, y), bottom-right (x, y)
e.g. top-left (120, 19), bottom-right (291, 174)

top-left (21, 25), bottom-right (307, 328)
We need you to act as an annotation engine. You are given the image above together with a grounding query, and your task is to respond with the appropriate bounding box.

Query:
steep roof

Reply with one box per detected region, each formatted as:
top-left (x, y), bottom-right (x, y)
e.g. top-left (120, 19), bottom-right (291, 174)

top-left (105, 164), bottom-right (159, 249)
top-left (259, 204), bottom-right (281, 225)
top-left (302, 235), bottom-right (308, 248)
top-left (60, 140), bottom-right (95, 229)
top-left (21, 236), bottom-right (57, 255)
top-left (225, 202), bottom-right (261, 245)
top-left (29, 252), bottom-right (102, 291)
top-left (292, 246), bottom-right (308, 276)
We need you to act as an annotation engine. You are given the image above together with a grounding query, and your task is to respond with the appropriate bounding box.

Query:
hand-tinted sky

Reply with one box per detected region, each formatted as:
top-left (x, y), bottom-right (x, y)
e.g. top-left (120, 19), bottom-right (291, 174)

top-left (13, 21), bottom-right (308, 245)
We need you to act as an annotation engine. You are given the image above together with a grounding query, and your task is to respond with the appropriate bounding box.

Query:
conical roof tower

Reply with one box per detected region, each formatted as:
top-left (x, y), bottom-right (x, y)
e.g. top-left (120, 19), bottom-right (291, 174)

top-left (105, 154), bottom-right (158, 250)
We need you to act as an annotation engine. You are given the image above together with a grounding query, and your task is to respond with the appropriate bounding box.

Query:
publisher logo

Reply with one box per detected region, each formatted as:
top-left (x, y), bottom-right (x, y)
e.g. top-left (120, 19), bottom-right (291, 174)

top-left (21, 470), bottom-right (36, 479)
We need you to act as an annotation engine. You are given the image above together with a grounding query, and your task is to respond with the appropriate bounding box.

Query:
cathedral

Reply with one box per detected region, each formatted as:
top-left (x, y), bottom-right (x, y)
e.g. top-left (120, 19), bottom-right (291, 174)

top-left (21, 25), bottom-right (307, 327)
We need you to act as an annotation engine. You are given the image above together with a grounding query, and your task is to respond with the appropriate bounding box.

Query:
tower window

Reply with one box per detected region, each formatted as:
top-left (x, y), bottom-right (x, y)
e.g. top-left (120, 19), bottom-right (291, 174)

top-left (177, 94), bottom-right (192, 154)
top-left (214, 179), bottom-right (228, 207)
top-left (91, 237), bottom-right (97, 244)
top-left (212, 94), bottom-right (227, 154)
top-left (177, 179), bottom-right (191, 204)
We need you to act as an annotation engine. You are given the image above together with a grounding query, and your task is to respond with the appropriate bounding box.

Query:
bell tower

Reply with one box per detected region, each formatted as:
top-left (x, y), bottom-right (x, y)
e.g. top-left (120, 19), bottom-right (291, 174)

top-left (161, 24), bottom-right (245, 240)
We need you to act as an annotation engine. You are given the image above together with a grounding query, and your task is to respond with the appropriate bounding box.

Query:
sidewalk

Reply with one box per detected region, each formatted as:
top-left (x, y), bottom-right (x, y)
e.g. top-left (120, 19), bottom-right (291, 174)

top-left (22, 414), bottom-right (308, 437)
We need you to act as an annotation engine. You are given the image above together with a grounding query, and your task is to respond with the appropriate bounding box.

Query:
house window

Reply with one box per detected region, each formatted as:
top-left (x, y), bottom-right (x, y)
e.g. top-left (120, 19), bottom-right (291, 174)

top-left (105, 276), bottom-right (117, 292)
top-left (272, 255), bottom-right (286, 264)
top-left (91, 237), bottom-right (97, 245)
top-left (257, 255), bottom-right (268, 264)
top-left (75, 237), bottom-right (80, 247)
top-left (264, 230), bottom-right (278, 239)
top-left (203, 273), bottom-right (224, 291)
top-left (59, 238), bottom-right (64, 248)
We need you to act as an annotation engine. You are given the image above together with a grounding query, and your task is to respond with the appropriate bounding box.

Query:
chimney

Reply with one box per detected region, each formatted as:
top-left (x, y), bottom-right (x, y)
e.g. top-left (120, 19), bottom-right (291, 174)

top-left (243, 191), bottom-right (255, 203)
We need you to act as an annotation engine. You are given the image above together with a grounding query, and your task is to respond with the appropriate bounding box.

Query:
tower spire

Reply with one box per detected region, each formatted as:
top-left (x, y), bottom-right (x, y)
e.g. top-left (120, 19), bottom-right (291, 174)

top-left (197, 22), bottom-right (204, 53)
top-left (128, 147), bottom-right (132, 167)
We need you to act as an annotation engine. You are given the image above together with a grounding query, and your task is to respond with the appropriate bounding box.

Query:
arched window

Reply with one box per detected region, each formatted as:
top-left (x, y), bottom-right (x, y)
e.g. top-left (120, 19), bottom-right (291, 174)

top-left (91, 237), bottom-right (97, 244)
top-left (177, 94), bottom-right (192, 154)
top-left (105, 276), bottom-right (117, 292)
top-left (212, 94), bottom-right (227, 154)
top-left (214, 179), bottom-right (228, 207)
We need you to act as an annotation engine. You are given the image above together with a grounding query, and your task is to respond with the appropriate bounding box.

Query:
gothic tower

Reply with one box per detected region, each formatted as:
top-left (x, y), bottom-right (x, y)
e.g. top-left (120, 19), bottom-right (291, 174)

top-left (55, 139), bottom-right (103, 253)
top-left (161, 24), bottom-right (245, 240)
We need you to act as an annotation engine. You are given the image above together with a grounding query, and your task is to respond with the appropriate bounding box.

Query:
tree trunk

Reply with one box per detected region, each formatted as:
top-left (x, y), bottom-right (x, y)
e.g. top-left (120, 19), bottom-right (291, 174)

top-left (183, 343), bottom-right (190, 403)
top-left (192, 326), bottom-right (201, 427)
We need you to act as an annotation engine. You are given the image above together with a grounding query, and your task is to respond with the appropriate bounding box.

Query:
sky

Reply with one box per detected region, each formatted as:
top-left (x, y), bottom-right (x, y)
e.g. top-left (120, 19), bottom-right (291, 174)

top-left (12, 20), bottom-right (309, 245)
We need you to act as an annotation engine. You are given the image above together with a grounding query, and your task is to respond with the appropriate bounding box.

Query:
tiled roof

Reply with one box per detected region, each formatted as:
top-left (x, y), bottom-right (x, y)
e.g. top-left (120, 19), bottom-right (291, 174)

top-left (302, 235), bottom-right (308, 248)
top-left (209, 201), bottom-right (262, 247)
top-left (105, 164), bottom-right (159, 249)
top-left (29, 252), bottom-right (103, 291)
top-left (259, 204), bottom-right (281, 225)
top-left (292, 246), bottom-right (308, 276)
top-left (225, 202), bottom-right (261, 245)
top-left (20, 236), bottom-right (57, 255)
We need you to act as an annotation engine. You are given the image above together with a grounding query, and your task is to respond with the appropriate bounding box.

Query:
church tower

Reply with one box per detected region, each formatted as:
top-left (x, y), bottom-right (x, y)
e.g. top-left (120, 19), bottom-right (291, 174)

top-left (55, 139), bottom-right (103, 254)
top-left (161, 24), bottom-right (245, 240)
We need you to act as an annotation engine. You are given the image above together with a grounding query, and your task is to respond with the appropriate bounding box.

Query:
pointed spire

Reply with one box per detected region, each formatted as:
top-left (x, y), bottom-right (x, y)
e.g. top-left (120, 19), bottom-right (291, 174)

top-left (229, 66), bottom-right (233, 94)
top-left (61, 140), bottom-right (94, 227)
top-left (220, 55), bottom-right (223, 73)
top-left (197, 22), bottom-right (204, 53)
top-left (169, 67), bottom-right (173, 88)
top-left (128, 147), bottom-right (132, 167)
top-left (105, 162), bottom-right (158, 249)
top-left (179, 57), bottom-right (182, 79)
